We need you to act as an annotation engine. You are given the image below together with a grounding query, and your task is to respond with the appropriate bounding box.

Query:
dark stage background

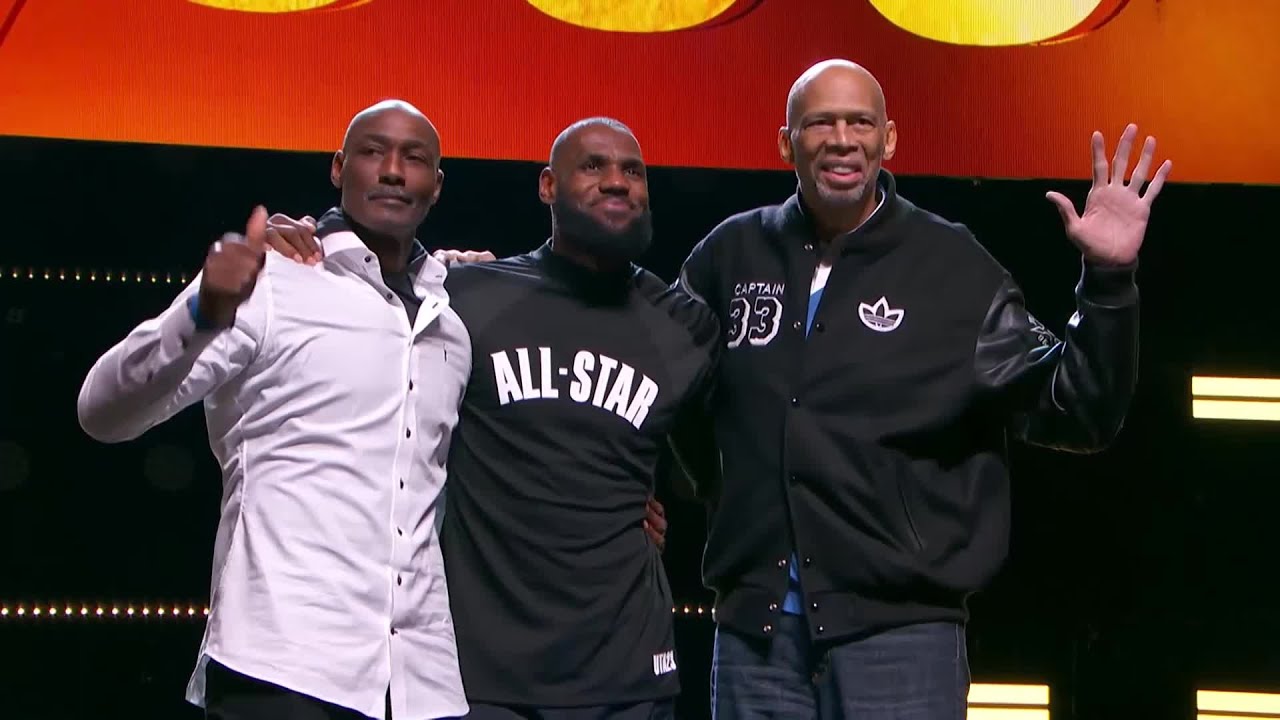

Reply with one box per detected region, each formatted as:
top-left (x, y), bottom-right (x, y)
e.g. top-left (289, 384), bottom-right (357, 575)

top-left (1, 136), bottom-right (1277, 719)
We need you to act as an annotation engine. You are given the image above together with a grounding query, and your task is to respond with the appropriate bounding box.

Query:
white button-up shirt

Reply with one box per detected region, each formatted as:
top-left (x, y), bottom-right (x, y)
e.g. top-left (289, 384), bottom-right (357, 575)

top-left (76, 231), bottom-right (471, 720)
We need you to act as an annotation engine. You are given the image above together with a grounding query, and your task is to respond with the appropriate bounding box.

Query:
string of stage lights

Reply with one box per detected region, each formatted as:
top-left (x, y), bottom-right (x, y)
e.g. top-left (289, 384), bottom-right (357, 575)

top-left (0, 602), bottom-right (716, 620)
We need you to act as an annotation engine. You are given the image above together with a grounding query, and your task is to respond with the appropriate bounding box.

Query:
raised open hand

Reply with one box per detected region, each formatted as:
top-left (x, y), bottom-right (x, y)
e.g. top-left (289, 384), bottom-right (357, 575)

top-left (1046, 124), bottom-right (1172, 266)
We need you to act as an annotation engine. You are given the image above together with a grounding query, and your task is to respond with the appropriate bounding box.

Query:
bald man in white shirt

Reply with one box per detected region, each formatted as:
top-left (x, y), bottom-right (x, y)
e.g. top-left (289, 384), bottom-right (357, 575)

top-left (77, 101), bottom-right (468, 720)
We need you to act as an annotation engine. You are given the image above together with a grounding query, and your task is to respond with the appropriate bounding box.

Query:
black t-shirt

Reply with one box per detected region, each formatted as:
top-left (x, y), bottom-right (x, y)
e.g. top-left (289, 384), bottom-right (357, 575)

top-left (314, 206), bottom-right (429, 323)
top-left (380, 241), bottom-right (429, 323)
top-left (441, 243), bottom-right (719, 706)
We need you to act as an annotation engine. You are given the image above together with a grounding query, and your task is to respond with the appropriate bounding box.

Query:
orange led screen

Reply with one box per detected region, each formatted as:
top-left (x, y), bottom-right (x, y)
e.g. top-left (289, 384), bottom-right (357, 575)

top-left (1, 0), bottom-right (1276, 183)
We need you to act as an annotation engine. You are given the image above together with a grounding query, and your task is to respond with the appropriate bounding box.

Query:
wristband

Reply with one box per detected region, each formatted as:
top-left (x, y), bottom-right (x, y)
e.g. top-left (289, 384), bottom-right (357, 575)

top-left (187, 293), bottom-right (218, 332)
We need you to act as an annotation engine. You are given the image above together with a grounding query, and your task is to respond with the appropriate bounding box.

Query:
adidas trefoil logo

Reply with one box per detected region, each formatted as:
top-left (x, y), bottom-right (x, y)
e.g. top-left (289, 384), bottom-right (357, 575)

top-left (858, 297), bottom-right (905, 333)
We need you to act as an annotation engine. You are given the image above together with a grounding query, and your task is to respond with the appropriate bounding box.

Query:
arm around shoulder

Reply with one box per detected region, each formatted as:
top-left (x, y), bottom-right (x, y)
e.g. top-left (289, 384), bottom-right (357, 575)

top-left (667, 310), bottom-right (723, 504)
top-left (676, 228), bottom-right (724, 308)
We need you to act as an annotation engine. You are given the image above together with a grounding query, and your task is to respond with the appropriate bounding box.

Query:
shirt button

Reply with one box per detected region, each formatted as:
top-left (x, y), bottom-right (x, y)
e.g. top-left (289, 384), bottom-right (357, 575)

top-left (792, 320), bottom-right (802, 331)
top-left (399, 479), bottom-right (405, 489)
top-left (811, 601), bottom-right (820, 611)
top-left (790, 397), bottom-right (799, 406)
top-left (803, 557), bottom-right (812, 567)
top-left (768, 602), bottom-right (778, 612)
top-left (385, 292), bottom-right (394, 301)
top-left (397, 527), bottom-right (404, 536)
top-left (789, 474), bottom-right (799, 484)
top-left (390, 628), bottom-right (398, 635)
top-left (816, 625), bottom-right (825, 634)
top-left (397, 575), bottom-right (403, 586)
top-left (405, 428), bottom-right (411, 438)
top-left (814, 322), bottom-right (825, 333)
top-left (803, 243), bottom-right (814, 252)
top-left (777, 558), bottom-right (788, 568)
top-left (364, 256), bottom-right (372, 263)
top-left (763, 624), bottom-right (773, 634)
top-left (409, 380), bottom-right (415, 391)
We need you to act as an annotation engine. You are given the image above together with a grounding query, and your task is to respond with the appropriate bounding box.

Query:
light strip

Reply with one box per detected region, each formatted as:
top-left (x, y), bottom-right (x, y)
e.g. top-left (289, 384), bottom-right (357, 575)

top-left (969, 684), bottom-right (1049, 705)
top-left (0, 603), bottom-right (715, 618)
top-left (1198, 689), bottom-right (1280, 714)
top-left (967, 684), bottom-right (1050, 719)
top-left (1192, 399), bottom-right (1280, 422)
top-left (672, 605), bottom-right (713, 616)
top-left (967, 710), bottom-right (1049, 720)
top-left (0, 603), bottom-right (1047, 717)
top-left (0, 266), bottom-right (189, 284)
top-left (1192, 376), bottom-right (1280, 400)
top-left (0, 604), bottom-right (208, 618)
top-left (1191, 376), bottom-right (1280, 422)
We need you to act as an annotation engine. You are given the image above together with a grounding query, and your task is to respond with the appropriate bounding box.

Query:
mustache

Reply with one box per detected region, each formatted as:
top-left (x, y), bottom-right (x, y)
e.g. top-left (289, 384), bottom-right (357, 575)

top-left (592, 194), bottom-right (637, 209)
top-left (367, 188), bottom-right (411, 203)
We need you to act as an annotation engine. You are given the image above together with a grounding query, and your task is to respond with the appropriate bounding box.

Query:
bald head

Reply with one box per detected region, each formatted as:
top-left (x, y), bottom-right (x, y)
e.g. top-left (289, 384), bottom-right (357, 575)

top-left (539, 117), bottom-right (652, 268)
top-left (549, 117), bottom-right (637, 168)
top-left (785, 60), bottom-right (886, 128)
top-left (342, 99), bottom-right (439, 159)
top-left (776, 59), bottom-right (897, 233)
top-left (332, 98), bottom-right (444, 243)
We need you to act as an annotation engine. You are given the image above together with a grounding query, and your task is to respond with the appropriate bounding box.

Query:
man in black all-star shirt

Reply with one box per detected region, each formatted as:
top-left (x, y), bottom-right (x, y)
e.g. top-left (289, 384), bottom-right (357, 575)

top-left (268, 117), bottom-right (719, 720)
top-left (443, 117), bottom-right (717, 719)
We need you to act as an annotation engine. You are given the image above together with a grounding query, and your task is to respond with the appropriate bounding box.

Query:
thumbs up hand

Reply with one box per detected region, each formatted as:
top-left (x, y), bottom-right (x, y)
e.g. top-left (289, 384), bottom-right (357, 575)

top-left (196, 206), bottom-right (269, 330)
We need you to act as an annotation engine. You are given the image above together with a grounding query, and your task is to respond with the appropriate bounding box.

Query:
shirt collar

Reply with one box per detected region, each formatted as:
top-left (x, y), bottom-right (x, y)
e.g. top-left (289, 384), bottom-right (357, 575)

top-left (314, 206), bottom-right (443, 283)
top-left (531, 240), bottom-right (638, 303)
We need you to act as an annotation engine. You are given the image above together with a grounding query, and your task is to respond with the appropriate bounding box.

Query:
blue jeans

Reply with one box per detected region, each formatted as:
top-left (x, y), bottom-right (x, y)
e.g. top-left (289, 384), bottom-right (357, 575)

top-left (711, 615), bottom-right (969, 720)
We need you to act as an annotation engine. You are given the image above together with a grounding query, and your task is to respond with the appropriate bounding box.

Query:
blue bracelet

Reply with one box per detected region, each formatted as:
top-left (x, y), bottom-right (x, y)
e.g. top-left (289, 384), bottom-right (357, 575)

top-left (187, 294), bottom-right (217, 332)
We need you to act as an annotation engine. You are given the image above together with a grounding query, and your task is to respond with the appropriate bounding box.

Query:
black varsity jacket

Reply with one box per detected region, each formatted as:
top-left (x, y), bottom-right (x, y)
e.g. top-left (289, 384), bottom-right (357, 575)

top-left (672, 169), bottom-right (1139, 642)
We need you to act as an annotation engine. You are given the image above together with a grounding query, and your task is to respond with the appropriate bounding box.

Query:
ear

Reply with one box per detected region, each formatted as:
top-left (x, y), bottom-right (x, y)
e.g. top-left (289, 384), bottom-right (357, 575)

top-left (538, 167), bottom-right (556, 206)
top-left (432, 168), bottom-right (444, 204)
top-left (777, 126), bottom-right (795, 166)
top-left (330, 150), bottom-right (344, 189)
top-left (883, 120), bottom-right (898, 163)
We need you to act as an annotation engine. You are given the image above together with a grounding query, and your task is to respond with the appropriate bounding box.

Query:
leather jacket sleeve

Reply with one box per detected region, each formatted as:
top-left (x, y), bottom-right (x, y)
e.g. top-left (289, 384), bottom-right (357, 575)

top-left (974, 259), bottom-right (1140, 453)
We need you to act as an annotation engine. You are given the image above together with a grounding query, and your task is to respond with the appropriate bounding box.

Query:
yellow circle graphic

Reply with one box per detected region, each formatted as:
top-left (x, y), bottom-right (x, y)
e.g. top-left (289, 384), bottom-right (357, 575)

top-left (526, 0), bottom-right (739, 32)
top-left (869, 0), bottom-right (1106, 46)
top-left (188, 0), bottom-right (349, 13)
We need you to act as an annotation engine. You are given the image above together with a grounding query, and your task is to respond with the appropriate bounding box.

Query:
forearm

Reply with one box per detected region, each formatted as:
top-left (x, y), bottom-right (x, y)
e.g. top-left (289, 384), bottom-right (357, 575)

top-left (1019, 262), bottom-right (1139, 451)
top-left (77, 293), bottom-right (223, 443)
top-left (667, 405), bottom-right (721, 502)
top-left (978, 261), bottom-right (1139, 453)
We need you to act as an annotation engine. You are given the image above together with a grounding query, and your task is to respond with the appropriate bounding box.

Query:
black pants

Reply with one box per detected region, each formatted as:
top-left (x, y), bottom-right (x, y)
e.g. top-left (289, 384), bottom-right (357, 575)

top-left (464, 700), bottom-right (675, 720)
top-left (205, 659), bottom-right (389, 720)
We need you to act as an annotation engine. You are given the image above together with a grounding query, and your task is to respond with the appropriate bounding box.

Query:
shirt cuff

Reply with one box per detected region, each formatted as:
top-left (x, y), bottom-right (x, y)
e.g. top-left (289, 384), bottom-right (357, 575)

top-left (160, 294), bottom-right (217, 361)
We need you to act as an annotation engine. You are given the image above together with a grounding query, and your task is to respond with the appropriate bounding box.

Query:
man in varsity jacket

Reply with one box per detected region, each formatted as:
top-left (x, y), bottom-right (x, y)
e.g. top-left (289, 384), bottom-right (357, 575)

top-left (672, 60), bottom-right (1172, 718)
top-left (267, 117), bottom-right (718, 720)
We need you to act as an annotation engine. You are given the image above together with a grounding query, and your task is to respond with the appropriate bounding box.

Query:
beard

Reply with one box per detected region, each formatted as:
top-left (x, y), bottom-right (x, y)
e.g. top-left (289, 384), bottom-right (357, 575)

top-left (553, 195), bottom-right (653, 264)
top-left (813, 177), bottom-right (871, 208)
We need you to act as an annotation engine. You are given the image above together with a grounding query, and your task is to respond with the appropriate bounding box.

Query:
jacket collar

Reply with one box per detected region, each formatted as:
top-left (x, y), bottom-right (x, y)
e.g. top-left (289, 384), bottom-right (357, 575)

top-left (775, 168), bottom-right (902, 255)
